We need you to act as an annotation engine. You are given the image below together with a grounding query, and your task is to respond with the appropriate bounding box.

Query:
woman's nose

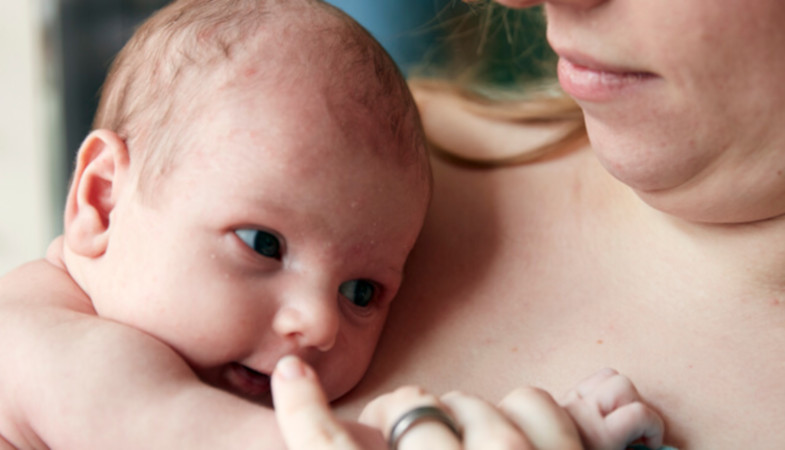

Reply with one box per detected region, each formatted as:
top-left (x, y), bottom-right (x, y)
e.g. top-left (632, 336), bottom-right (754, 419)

top-left (272, 291), bottom-right (340, 352)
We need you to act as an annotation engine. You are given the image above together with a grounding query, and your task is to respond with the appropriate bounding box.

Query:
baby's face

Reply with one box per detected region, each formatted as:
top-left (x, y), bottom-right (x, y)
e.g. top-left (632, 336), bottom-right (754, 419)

top-left (92, 85), bottom-right (429, 404)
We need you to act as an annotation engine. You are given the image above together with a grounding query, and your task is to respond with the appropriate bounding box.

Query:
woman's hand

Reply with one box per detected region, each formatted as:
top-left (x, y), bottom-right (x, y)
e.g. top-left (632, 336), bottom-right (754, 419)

top-left (361, 385), bottom-right (583, 450)
top-left (272, 355), bottom-right (586, 450)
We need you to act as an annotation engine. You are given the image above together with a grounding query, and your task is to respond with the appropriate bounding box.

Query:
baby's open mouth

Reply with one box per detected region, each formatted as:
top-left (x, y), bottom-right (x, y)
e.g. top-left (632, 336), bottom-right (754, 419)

top-left (224, 362), bottom-right (271, 397)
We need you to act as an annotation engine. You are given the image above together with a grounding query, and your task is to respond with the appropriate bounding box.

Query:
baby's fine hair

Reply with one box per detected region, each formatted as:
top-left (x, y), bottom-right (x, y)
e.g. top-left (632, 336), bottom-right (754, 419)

top-left (93, 0), bottom-right (427, 196)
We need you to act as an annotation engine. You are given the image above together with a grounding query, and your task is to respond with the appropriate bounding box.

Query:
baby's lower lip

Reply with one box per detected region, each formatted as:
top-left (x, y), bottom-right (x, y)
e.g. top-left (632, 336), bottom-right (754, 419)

top-left (224, 362), bottom-right (271, 397)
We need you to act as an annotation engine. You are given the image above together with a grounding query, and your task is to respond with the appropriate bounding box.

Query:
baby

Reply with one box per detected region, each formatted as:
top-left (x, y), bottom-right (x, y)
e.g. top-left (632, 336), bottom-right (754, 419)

top-left (0, 0), bottom-right (665, 448)
top-left (0, 0), bottom-right (430, 447)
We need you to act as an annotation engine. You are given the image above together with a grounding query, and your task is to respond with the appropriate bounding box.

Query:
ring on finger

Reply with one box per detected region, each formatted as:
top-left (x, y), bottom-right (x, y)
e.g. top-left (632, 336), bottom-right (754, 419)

top-left (388, 406), bottom-right (462, 450)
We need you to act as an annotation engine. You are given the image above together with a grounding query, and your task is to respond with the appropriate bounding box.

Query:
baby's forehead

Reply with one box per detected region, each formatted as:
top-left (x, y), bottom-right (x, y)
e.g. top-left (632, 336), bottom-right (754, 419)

top-left (156, 0), bottom-right (426, 185)
top-left (195, 49), bottom-right (421, 163)
top-left (169, 100), bottom-right (428, 212)
top-left (192, 82), bottom-right (419, 168)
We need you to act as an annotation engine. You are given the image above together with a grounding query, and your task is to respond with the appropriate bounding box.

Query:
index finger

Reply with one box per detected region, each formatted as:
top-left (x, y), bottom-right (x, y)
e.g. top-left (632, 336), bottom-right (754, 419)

top-left (272, 356), bottom-right (361, 450)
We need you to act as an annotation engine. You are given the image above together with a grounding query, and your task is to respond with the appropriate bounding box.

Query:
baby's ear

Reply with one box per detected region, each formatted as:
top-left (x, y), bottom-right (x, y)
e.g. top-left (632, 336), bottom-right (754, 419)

top-left (64, 129), bottom-right (131, 258)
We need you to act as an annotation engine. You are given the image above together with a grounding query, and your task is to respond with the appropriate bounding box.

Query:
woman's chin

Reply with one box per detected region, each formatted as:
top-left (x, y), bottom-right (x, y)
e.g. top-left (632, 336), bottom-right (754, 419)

top-left (588, 124), bottom-right (711, 192)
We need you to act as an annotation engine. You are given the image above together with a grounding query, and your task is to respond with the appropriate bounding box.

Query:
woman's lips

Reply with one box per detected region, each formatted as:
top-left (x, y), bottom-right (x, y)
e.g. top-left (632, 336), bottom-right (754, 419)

top-left (224, 362), bottom-right (271, 397)
top-left (557, 55), bottom-right (657, 102)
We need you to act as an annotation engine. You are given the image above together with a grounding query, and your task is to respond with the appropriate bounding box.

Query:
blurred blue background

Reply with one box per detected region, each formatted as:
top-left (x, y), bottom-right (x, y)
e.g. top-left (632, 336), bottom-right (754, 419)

top-left (324, 1), bottom-right (449, 75)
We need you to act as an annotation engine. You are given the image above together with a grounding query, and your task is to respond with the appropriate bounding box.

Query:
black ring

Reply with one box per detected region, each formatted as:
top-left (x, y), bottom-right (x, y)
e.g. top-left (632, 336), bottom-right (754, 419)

top-left (388, 405), bottom-right (461, 450)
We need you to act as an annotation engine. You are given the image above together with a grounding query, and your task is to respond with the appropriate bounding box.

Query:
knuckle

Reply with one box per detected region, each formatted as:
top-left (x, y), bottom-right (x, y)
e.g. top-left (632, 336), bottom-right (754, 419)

top-left (442, 389), bottom-right (467, 398)
top-left (394, 385), bottom-right (429, 397)
top-left (623, 401), bottom-right (651, 419)
top-left (440, 390), bottom-right (469, 406)
top-left (361, 387), bottom-right (437, 423)
top-left (389, 385), bottom-right (440, 405)
top-left (561, 388), bottom-right (582, 406)
top-left (610, 373), bottom-right (637, 394)
top-left (503, 386), bottom-right (553, 404)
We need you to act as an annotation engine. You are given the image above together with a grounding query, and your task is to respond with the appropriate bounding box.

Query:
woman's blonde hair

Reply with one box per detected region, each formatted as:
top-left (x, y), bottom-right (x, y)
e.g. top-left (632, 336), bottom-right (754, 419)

top-left (411, 2), bottom-right (586, 168)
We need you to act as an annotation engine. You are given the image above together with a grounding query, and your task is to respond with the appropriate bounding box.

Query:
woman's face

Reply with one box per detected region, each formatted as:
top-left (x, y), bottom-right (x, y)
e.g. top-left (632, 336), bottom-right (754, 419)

top-left (496, 0), bottom-right (785, 222)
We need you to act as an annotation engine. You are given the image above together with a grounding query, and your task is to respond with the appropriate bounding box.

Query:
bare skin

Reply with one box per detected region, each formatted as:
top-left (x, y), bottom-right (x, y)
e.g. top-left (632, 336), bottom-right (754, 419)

top-left (0, 253), bottom-right (287, 449)
top-left (336, 88), bottom-right (785, 449)
top-left (0, 0), bottom-right (665, 447)
top-left (0, 262), bottom-right (385, 449)
top-left (0, 5), bottom-right (430, 445)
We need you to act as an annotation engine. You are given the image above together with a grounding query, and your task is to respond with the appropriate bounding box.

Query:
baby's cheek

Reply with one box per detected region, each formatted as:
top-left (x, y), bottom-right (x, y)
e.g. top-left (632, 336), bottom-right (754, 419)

top-left (320, 334), bottom-right (378, 400)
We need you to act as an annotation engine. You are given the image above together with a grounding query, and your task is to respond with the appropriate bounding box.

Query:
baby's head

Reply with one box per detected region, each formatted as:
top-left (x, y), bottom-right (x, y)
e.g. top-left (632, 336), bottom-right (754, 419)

top-left (94, 0), bottom-right (428, 198)
top-left (63, 0), bottom-right (430, 403)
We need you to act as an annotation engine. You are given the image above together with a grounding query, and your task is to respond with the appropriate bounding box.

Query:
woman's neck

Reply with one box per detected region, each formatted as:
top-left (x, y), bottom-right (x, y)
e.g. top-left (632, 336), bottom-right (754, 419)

top-left (604, 160), bottom-right (785, 314)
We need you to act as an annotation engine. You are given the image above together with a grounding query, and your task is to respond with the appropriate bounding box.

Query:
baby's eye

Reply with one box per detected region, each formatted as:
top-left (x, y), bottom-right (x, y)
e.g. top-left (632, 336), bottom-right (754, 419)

top-left (235, 228), bottom-right (282, 259)
top-left (339, 279), bottom-right (377, 308)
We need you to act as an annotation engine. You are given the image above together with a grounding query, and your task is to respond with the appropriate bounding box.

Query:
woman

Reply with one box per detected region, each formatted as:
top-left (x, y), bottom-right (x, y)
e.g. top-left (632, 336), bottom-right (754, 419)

top-left (276, 0), bottom-right (785, 448)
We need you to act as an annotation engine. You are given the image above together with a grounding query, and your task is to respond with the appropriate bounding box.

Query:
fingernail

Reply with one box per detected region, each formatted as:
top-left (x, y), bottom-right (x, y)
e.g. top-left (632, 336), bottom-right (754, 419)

top-left (276, 355), bottom-right (307, 380)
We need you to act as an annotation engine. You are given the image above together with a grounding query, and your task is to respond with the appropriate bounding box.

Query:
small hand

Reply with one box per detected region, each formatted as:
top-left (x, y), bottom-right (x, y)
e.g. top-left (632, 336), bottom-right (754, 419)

top-left (561, 368), bottom-right (664, 450)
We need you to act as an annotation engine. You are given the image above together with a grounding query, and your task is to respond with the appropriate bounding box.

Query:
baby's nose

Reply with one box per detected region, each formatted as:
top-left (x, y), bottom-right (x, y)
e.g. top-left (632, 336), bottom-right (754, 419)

top-left (271, 289), bottom-right (340, 351)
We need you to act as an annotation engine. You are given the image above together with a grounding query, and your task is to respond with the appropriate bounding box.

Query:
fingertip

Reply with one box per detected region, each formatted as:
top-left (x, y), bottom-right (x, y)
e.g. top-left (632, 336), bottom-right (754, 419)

top-left (272, 356), bottom-right (363, 450)
top-left (275, 355), bottom-right (308, 380)
top-left (272, 355), bottom-right (324, 413)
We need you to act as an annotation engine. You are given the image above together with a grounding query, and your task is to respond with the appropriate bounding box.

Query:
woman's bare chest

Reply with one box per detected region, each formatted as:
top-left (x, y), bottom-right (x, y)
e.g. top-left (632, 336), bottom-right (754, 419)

top-left (339, 161), bottom-right (785, 446)
top-left (345, 243), bottom-right (785, 446)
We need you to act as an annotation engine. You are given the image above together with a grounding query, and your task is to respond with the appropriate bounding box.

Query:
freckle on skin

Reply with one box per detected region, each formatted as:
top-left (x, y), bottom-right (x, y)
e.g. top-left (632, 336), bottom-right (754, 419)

top-left (596, 339), bottom-right (603, 345)
top-left (481, 337), bottom-right (497, 346)
top-left (511, 346), bottom-right (518, 353)
top-left (243, 67), bottom-right (257, 78)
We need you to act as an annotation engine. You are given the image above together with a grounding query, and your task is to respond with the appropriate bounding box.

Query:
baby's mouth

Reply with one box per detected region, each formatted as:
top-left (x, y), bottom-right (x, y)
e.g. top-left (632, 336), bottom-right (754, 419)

top-left (224, 362), bottom-right (271, 398)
